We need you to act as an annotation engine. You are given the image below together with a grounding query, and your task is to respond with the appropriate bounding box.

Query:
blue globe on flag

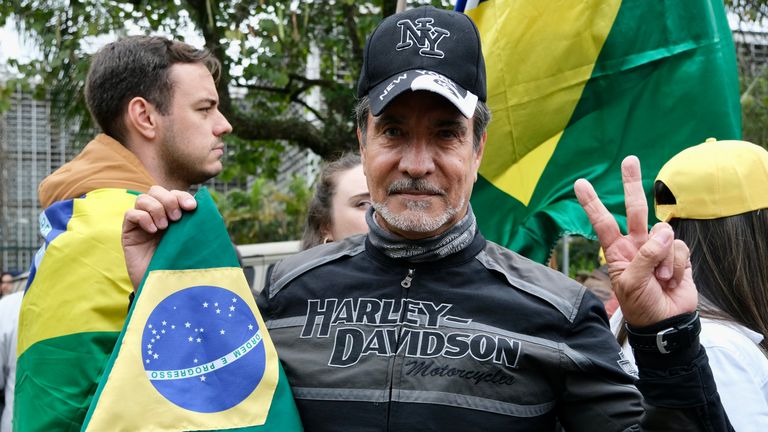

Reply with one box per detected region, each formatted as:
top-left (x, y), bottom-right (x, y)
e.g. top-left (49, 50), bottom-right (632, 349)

top-left (141, 285), bottom-right (266, 412)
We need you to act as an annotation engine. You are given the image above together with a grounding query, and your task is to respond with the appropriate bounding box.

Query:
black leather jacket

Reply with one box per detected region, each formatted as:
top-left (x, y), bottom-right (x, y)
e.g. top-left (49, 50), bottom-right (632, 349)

top-left (258, 231), bottom-right (731, 431)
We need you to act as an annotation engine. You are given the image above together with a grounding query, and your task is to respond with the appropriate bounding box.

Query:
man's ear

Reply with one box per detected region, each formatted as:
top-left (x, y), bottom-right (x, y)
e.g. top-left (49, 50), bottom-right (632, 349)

top-left (357, 128), bottom-right (367, 175)
top-left (473, 130), bottom-right (487, 183)
top-left (126, 97), bottom-right (160, 140)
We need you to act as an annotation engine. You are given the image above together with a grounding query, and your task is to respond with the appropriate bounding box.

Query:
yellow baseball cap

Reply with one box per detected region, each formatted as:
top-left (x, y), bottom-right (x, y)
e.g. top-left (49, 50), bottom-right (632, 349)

top-left (654, 138), bottom-right (768, 222)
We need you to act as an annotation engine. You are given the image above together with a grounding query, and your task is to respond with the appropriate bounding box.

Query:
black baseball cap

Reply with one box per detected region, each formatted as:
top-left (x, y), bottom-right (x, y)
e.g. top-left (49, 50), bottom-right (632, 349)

top-left (356, 6), bottom-right (487, 118)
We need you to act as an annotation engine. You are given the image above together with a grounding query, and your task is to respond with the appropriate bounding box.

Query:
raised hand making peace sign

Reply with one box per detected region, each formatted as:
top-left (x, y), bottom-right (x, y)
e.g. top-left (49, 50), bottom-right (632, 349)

top-left (574, 156), bottom-right (698, 328)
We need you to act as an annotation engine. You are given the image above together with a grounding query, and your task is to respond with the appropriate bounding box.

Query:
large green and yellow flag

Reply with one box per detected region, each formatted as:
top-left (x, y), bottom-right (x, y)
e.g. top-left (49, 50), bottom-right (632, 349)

top-left (458, 0), bottom-right (741, 262)
top-left (15, 188), bottom-right (138, 430)
top-left (82, 188), bottom-right (302, 431)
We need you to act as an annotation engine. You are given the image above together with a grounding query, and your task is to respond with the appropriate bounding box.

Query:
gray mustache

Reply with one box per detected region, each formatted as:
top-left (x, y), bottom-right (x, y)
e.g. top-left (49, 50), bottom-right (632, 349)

top-left (388, 179), bottom-right (445, 195)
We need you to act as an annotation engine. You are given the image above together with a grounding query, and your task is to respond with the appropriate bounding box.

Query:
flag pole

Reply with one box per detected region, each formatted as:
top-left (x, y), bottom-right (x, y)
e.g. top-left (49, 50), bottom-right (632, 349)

top-left (396, 0), bottom-right (407, 13)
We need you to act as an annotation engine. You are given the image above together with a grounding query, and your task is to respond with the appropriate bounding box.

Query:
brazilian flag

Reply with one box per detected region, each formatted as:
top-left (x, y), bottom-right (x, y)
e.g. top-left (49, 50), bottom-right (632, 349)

top-left (458, 0), bottom-right (741, 262)
top-left (15, 188), bottom-right (139, 430)
top-left (82, 188), bottom-right (302, 431)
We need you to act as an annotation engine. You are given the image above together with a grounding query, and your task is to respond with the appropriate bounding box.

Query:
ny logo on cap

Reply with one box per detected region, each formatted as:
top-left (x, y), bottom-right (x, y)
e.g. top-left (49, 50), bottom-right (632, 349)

top-left (396, 18), bottom-right (450, 58)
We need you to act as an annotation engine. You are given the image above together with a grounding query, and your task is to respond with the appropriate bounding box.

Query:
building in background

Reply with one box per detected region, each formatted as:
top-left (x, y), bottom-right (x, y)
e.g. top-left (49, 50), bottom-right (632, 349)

top-left (734, 29), bottom-right (768, 74)
top-left (0, 91), bottom-right (82, 272)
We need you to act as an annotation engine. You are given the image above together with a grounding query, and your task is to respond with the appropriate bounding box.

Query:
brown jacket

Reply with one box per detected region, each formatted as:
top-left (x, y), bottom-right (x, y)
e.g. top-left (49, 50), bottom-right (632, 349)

top-left (38, 134), bottom-right (156, 207)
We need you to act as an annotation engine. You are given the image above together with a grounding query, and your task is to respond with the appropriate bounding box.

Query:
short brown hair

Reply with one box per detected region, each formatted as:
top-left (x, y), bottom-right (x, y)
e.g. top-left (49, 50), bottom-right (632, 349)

top-left (85, 36), bottom-right (220, 144)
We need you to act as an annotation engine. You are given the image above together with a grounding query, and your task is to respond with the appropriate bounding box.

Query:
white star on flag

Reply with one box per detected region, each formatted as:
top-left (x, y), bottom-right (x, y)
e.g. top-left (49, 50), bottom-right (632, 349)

top-left (185, 322), bottom-right (191, 328)
top-left (220, 329), bottom-right (226, 335)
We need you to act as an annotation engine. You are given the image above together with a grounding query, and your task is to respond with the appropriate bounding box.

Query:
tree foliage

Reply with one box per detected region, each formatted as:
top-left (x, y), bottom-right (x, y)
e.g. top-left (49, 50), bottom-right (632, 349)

top-left (211, 174), bottom-right (312, 244)
top-left (726, 0), bottom-right (768, 22)
top-left (730, 1), bottom-right (768, 147)
top-left (0, 0), bottom-right (449, 178)
top-left (739, 65), bottom-right (768, 146)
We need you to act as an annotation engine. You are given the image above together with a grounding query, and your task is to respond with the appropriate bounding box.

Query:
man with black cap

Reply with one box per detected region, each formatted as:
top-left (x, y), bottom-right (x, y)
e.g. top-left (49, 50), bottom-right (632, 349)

top-left (123, 6), bottom-right (732, 431)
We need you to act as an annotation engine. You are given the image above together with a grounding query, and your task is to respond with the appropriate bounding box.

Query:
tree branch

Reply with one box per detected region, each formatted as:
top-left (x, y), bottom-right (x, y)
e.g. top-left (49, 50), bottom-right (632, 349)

top-left (342, 3), bottom-right (363, 72)
top-left (287, 73), bottom-right (336, 88)
top-left (228, 111), bottom-right (354, 159)
top-left (289, 96), bottom-right (326, 122)
top-left (382, 0), bottom-right (398, 18)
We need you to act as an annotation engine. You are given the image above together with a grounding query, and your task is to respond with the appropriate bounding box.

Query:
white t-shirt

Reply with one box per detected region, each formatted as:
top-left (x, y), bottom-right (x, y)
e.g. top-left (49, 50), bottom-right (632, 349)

top-left (610, 309), bottom-right (768, 431)
top-left (0, 291), bottom-right (23, 432)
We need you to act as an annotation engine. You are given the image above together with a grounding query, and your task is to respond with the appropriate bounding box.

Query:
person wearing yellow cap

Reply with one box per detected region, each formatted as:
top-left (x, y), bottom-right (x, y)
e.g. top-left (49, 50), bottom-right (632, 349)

top-left (611, 138), bottom-right (768, 430)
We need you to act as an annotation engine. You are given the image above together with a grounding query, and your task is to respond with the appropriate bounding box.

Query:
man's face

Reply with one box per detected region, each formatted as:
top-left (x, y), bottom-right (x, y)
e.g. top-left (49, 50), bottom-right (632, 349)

top-left (158, 63), bottom-right (232, 189)
top-left (1, 274), bottom-right (13, 296)
top-left (359, 91), bottom-right (485, 240)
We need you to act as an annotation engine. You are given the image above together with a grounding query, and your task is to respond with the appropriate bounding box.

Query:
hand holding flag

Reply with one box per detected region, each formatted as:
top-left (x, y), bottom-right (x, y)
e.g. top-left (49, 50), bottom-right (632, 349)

top-left (122, 186), bottom-right (198, 290)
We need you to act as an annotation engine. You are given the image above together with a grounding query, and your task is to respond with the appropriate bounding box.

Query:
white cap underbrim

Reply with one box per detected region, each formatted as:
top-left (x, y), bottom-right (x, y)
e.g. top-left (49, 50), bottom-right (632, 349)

top-left (369, 69), bottom-right (478, 118)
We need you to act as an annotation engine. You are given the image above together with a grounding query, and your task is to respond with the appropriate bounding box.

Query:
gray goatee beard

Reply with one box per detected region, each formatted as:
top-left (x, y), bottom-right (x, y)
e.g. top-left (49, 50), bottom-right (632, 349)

top-left (372, 178), bottom-right (464, 234)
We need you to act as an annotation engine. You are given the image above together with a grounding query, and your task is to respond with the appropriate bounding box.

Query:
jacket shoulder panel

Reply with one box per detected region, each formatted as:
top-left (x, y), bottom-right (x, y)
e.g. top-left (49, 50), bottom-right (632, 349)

top-left (267, 234), bottom-right (367, 299)
top-left (477, 241), bottom-right (586, 323)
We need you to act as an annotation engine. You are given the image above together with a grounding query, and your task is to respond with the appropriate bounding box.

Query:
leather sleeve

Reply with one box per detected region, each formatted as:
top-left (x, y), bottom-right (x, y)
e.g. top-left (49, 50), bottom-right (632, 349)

top-left (633, 324), bottom-right (734, 432)
top-left (559, 295), bottom-right (733, 431)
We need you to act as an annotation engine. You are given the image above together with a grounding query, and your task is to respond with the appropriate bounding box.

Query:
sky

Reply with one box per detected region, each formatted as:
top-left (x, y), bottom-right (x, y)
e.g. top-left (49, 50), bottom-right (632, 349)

top-left (0, 21), bottom-right (34, 63)
top-left (0, 17), bottom-right (204, 70)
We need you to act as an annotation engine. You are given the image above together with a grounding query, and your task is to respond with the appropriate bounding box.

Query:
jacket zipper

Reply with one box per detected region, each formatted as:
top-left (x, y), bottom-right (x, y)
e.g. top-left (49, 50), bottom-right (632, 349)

top-left (400, 268), bottom-right (414, 288)
top-left (387, 268), bottom-right (415, 431)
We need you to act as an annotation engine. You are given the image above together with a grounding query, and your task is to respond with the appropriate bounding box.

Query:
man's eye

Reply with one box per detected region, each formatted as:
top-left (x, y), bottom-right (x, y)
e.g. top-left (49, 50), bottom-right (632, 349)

top-left (438, 129), bottom-right (459, 139)
top-left (199, 107), bottom-right (212, 113)
top-left (383, 127), bottom-right (402, 137)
